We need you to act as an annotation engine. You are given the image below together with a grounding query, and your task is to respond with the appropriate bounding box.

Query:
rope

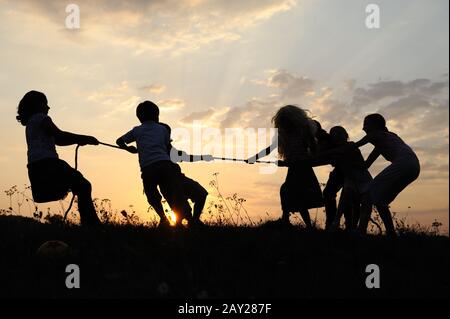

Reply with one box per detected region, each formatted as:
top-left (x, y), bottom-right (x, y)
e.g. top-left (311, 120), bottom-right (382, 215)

top-left (100, 142), bottom-right (280, 164)
top-left (212, 156), bottom-right (278, 164)
top-left (98, 141), bottom-right (123, 149)
top-left (63, 144), bottom-right (80, 223)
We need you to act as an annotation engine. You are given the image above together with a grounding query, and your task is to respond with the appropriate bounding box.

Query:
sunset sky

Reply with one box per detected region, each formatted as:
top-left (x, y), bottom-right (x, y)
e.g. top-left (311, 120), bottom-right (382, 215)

top-left (0, 0), bottom-right (448, 231)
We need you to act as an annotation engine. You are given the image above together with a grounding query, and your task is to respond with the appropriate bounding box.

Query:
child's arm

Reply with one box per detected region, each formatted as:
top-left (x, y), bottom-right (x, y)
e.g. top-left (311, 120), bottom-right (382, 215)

top-left (354, 135), bottom-right (371, 148)
top-left (308, 145), bottom-right (348, 167)
top-left (41, 117), bottom-right (98, 146)
top-left (310, 135), bottom-right (371, 165)
top-left (365, 148), bottom-right (380, 169)
top-left (116, 128), bottom-right (138, 153)
top-left (308, 152), bottom-right (336, 167)
top-left (116, 137), bottom-right (138, 154)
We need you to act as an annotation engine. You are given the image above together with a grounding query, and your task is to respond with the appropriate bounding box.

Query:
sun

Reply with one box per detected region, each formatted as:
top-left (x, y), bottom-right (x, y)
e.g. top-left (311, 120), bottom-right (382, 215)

top-left (166, 210), bottom-right (177, 226)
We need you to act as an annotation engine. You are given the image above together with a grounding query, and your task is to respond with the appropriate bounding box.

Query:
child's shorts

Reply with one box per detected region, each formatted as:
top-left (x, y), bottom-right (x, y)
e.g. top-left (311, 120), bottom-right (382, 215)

top-left (368, 155), bottom-right (420, 206)
top-left (143, 163), bottom-right (207, 206)
top-left (27, 158), bottom-right (87, 203)
top-left (141, 161), bottom-right (191, 218)
top-left (175, 165), bottom-right (208, 202)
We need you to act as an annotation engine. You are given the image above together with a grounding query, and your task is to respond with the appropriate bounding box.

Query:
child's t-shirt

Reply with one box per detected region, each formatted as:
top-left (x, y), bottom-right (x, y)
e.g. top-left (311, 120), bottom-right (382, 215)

top-left (366, 131), bottom-right (417, 162)
top-left (120, 121), bottom-right (171, 170)
top-left (334, 142), bottom-right (372, 194)
top-left (26, 113), bottom-right (58, 164)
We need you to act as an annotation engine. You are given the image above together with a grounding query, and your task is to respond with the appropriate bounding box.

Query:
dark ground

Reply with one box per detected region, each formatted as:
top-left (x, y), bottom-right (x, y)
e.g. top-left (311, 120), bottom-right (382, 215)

top-left (0, 215), bottom-right (448, 298)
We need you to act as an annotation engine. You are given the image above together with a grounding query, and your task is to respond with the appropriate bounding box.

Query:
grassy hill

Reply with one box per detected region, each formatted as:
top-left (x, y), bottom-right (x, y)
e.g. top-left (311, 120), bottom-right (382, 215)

top-left (0, 215), bottom-right (448, 298)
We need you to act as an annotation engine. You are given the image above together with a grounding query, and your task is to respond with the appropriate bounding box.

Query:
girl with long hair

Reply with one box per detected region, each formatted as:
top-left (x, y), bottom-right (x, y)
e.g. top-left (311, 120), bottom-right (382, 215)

top-left (248, 105), bottom-right (324, 228)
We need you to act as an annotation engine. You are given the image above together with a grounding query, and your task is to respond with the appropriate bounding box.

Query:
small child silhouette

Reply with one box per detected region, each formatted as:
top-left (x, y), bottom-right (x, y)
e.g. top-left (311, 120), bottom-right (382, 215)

top-left (355, 114), bottom-right (420, 236)
top-left (328, 126), bottom-right (372, 230)
top-left (248, 105), bottom-right (324, 228)
top-left (116, 101), bottom-right (193, 228)
top-left (17, 91), bottom-right (101, 226)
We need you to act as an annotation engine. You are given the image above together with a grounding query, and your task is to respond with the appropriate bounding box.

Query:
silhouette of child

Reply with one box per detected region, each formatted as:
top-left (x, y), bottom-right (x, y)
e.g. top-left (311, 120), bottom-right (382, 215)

top-left (328, 126), bottom-right (372, 230)
top-left (247, 105), bottom-right (323, 228)
top-left (355, 114), bottom-right (420, 236)
top-left (17, 91), bottom-right (101, 226)
top-left (143, 122), bottom-right (212, 228)
top-left (313, 120), bottom-right (344, 230)
top-left (116, 101), bottom-right (193, 228)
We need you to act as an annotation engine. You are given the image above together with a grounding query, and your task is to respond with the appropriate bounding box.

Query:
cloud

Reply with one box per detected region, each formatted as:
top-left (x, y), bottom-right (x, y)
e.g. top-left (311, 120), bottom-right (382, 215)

top-left (351, 79), bottom-right (448, 107)
top-left (313, 98), bottom-right (359, 131)
top-left (415, 161), bottom-right (449, 181)
top-left (302, 77), bottom-right (449, 145)
top-left (157, 98), bottom-right (185, 111)
top-left (86, 81), bottom-right (189, 117)
top-left (414, 143), bottom-right (449, 158)
top-left (376, 96), bottom-right (448, 139)
top-left (378, 94), bottom-right (431, 120)
top-left (220, 98), bottom-right (279, 128)
top-left (178, 71), bottom-right (449, 149)
top-left (253, 69), bottom-right (315, 100)
top-left (87, 81), bottom-right (131, 104)
top-left (85, 81), bottom-right (142, 118)
top-left (415, 99), bottom-right (449, 132)
top-left (139, 84), bottom-right (166, 94)
top-left (310, 77), bottom-right (449, 183)
top-left (179, 98), bottom-right (279, 129)
top-left (179, 108), bottom-right (218, 125)
top-left (344, 79), bottom-right (356, 91)
top-left (178, 70), bottom-right (449, 190)
top-left (11, 0), bottom-right (298, 55)
top-left (351, 81), bottom-right (407, 107)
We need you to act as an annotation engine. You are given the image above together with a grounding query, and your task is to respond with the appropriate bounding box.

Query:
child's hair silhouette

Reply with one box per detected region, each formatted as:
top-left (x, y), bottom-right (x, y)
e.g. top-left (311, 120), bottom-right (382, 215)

top-left (329, 126), bottom-right (349, 143)
top-left (17, 90), bottom-right (101, 226)
top-left (136, 101), bottom-right (159, 123)
top-left (272, 105), bottom-right (317, 159)
top-left (16, 90), bottom-right (48, 126)
top-left (364, 113), bottom-right (387, 131)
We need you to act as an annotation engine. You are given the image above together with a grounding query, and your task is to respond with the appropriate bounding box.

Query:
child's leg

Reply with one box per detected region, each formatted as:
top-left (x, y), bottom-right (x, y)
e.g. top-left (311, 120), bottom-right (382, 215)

top-left (181, 175), bottom-right (208, 221)
top-left (351, 201), bottom-right (361, 230)
top-left (344, 188), bottom-right (358, 230)
top-left (343, 206), bottom-right (353, 230)
top-left (371, 160), bottom-right (420, 209)
top-left (332, 201), bottom-right (343, 230)
top-left (157, 163), bottom-right (192, 224)
top-left (279, 182), bottom-right (291, 223)
top-left (375, 205), bottom-right (396, 236)
top-left (357, 193), bottom-right (372, 234)
top-left (365, 160), bottom-right (418, 235)
top-left (70, 174), bottom-right (100, 226)
top-left (192, 193), bottom-right (207, 222)
top-left (351, 190), bottom-right (363, 230)
top-left (299, 209), bottom-right (312, 228)
top-left (335, 187), bottom-right (350, 230)
top-left (323, 169), bottom-right (344, 229)
top-left (143, 181), bottom-right (169, 224)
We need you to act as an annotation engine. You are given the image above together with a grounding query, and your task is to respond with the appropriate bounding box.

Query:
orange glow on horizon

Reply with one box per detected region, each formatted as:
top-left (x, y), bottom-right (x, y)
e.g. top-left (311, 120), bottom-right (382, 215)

top-left (166, 210), bottom-right (177, 226)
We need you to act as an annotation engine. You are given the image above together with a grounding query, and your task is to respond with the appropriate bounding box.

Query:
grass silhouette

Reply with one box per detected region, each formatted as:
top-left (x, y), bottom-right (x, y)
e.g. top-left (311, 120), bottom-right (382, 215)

top-left (0, 176), bottom-right (448, 298)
